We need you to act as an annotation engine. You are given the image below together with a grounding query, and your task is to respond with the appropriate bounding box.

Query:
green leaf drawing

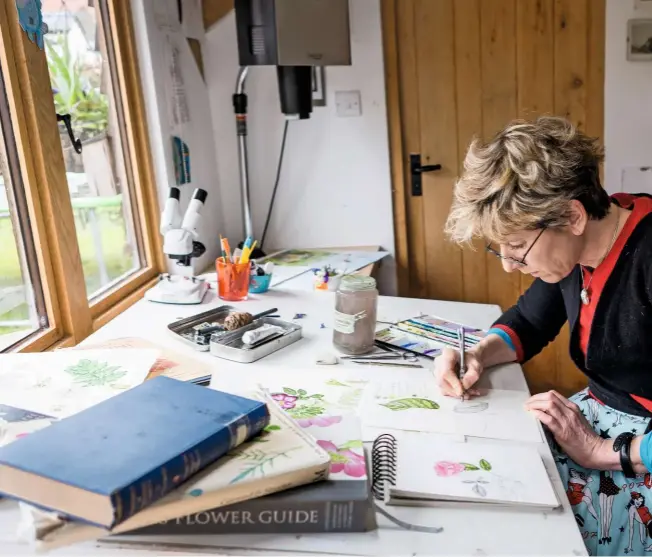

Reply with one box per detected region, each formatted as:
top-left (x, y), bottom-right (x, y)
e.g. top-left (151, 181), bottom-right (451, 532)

top-left (229, 447), bottom-right (301, 484)
top-left (287, 405), bottom-right (325, 419)
top-left (265, 425), bottom-right (281, 432)
top-left (309, 394), bottom-right (325, 399)
top-left (479, 459), bottom-right (492, 471)
top-left (380, 397), bottom-right (440, 411)
top-left (461, 462), bottom-right (480, 471)
top-left (339, 440), bottom-right (363, 450)
top-left (326, 379), bottom-right (349, 387)
top-left (64, 359), bottom-right (127, 387)
top-left (283, 387), bottom-right (298, 396)
top-left (298, 389), bottom-right (307, 396)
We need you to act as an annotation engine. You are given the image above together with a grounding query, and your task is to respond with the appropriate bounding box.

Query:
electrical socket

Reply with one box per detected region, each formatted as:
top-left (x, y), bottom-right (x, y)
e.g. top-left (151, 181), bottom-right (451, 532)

top-left (335, 90), bottom-right (362, 117)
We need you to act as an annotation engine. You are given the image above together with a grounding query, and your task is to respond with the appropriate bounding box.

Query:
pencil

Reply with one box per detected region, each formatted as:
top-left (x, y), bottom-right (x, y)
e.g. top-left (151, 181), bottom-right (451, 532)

top-left (458, 326), bottom-right (466, 401)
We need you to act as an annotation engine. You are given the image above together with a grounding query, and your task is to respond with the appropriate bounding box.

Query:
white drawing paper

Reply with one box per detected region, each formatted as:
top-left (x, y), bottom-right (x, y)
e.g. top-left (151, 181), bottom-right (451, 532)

top-left (387, 431), bottom-right (559, 508)
top-left (258, 250), bottom-right (389, 288)
top-left (360, 380), bottom-right (542, 443)
top-left (0, 349), bottom-right (159, 419)
top-left (180, 0), bottom-right (204, 40)
top-left (212, 369), bottom-right (369, 425)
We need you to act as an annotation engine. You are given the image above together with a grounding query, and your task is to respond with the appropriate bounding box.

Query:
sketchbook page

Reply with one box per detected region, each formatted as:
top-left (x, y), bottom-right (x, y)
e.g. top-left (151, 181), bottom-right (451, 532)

top-left (212, 368), bottom-right (370, 425)
top-left (360, 380), bottom-right (541, 443)
top-left (389, 431), bottom-right (559, 508)
top-left (74, 337), bottom-right (212, 382)
top-left (0, 349), bottom-right (159, 419)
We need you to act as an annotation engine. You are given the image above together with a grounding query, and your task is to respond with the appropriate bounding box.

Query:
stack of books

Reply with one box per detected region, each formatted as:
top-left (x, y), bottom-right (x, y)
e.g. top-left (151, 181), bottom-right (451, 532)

top-left (0, 343), bottom-right (374, 552)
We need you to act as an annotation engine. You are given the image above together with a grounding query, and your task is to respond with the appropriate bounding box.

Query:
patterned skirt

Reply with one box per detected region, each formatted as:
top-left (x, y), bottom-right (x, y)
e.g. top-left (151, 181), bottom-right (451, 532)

top-left (552, 388), bottom-right (652, 556)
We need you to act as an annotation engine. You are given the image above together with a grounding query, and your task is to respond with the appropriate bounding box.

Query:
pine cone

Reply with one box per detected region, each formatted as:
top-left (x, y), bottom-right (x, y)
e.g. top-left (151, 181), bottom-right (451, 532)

top-left (224, 311), bottom-right (253, 331)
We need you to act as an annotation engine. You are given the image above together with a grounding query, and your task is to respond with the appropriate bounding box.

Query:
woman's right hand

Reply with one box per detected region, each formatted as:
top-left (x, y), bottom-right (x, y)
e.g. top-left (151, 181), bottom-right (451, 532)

top-left (434, 347), bottom-right (484, 398)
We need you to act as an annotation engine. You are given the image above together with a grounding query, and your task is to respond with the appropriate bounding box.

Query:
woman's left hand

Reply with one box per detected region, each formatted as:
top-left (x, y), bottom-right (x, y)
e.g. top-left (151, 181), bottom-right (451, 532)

top-left (525, 390), bottom-right (606, 468)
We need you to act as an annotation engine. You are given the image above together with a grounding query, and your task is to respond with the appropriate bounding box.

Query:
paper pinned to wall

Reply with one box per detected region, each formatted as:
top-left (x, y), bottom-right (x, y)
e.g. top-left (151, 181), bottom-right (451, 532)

top-left (152, 0), bottom-right (181, 31)
top-left (165, 33), bottom-right (192, 130)
top-left (621, 166), bottom-right (652, 194)
top-left (180, 0), bottom-right (204, 40)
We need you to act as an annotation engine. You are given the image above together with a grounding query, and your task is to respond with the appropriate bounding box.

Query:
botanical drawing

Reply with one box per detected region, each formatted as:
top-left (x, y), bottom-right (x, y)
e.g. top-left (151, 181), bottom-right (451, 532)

top-left (434, 458), bottom-right (526, 500)
top-left (64, 359), bottom-right (127, 387)
top-left (434, 459), bottom-right (493, 497)
top-left (316, 439), bottom-right (366, 478)
top-left (380, 397), bottom-right (440, 411)
top-left (228, 446), bottom-right (302, 485)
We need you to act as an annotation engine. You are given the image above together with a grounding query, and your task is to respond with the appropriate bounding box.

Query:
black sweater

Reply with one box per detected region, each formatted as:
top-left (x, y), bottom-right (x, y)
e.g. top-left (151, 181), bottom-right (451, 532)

top-left (492, 193), bottom-right (652, 417)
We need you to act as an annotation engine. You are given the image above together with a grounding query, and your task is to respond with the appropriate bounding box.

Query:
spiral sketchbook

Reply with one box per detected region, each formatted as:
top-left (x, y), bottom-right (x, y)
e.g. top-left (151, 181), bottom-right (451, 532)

top-left (370, 431), bottom-right (560, 510)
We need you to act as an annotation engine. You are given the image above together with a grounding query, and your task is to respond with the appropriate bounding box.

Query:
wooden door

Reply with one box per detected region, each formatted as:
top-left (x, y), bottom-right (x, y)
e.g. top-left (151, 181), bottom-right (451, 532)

top-left (382, 0), bottom-right (605, 396)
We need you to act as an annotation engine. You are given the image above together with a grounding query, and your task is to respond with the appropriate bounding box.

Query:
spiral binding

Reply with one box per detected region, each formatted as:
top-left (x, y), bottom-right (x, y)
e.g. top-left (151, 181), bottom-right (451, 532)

top-left (371, 433), bottom-right (398, 500)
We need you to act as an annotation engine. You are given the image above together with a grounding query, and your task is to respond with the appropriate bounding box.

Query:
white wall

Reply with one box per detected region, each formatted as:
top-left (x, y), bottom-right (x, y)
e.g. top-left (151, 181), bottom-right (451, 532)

top-left (204, 1), bottom-right (397, 294)
top-left (605, 0), bottom-right (652, 194)
top-left (131, 0), bottom-right (225, 274)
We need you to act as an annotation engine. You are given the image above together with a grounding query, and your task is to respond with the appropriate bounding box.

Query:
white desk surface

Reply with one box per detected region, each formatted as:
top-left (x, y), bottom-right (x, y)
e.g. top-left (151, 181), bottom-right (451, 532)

top-left (0, 286), bottom-right (588, 556)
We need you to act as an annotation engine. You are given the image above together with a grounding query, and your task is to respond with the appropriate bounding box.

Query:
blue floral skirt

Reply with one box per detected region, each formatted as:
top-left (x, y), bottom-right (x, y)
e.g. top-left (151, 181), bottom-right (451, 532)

top-left (552, 388), bottom-right (652, 556)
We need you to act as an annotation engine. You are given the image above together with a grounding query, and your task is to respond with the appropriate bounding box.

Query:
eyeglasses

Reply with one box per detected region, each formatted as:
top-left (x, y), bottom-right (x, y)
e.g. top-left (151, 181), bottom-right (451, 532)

top-left (485, 228), bottom-right (546, 267)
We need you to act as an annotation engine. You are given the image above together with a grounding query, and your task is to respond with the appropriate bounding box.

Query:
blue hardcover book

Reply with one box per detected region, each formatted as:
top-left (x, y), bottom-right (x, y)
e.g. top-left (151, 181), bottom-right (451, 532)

top-left (0, 376), bottom-right (270, 529)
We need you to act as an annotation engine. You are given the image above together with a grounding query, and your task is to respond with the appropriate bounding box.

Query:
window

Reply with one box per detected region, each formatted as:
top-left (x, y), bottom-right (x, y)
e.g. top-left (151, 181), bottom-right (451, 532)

top-left (0, 0), bottom-right (164, 352)
top-left (43, 1), bottom-right (144, 299)
top-left (0, 70), bottom-right (47, 351)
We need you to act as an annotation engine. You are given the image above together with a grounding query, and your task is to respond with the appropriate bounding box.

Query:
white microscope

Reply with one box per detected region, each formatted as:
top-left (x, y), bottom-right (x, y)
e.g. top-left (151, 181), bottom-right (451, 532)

top-left (144, 187), bottom-right (210, 305)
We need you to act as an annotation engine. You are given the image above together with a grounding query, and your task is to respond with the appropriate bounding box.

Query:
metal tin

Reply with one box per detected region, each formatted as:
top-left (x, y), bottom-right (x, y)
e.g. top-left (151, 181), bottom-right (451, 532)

top-left (209, 317), bottom-right (302, 363)
top-left (167, 305), bottom-right (235, 351)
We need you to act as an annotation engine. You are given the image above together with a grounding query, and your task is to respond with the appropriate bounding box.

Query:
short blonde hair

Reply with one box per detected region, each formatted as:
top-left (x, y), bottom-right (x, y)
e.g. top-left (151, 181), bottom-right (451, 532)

top-left (444, 116), bottom-right (608, 245)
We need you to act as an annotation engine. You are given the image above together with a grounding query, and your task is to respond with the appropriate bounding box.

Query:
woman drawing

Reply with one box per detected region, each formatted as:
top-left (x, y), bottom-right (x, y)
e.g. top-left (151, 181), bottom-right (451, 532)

top-left (597, 470), bottom-right (619, 545)
top-left (567, 468), bottom-right (598, 523)
top-left (626, 492), bottom-right (652, 553)
top-left (434, 116), bottom-right (652, 556)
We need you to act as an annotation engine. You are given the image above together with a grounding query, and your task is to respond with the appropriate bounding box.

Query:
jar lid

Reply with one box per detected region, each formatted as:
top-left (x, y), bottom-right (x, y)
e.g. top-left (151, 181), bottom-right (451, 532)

top-left (339, 275), bottom-right (377, 292)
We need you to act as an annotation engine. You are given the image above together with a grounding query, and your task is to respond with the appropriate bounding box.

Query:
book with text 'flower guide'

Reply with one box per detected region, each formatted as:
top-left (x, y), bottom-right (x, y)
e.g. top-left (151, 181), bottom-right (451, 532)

top-left (32, 391), bottom-right (334, 550)
top-left (113, 414), bottom-right (373, 536)
top-left (370, 430), bottom-right (559, 511)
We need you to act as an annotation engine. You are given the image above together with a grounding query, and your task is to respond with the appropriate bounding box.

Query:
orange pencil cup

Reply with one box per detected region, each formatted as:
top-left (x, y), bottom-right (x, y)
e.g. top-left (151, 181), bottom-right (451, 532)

top-left (216, 259), bottom-right (250, 302)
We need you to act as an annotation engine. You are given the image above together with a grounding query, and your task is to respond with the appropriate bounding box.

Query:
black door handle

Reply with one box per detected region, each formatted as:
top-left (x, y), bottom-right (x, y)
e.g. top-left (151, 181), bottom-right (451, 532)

top-left (410, 153), bottom-right (441, 196)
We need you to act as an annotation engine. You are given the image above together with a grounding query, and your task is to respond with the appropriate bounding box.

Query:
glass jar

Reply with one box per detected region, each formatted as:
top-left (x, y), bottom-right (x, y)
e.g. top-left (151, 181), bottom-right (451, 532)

top-left (333, 275), bottom-right (378, 355)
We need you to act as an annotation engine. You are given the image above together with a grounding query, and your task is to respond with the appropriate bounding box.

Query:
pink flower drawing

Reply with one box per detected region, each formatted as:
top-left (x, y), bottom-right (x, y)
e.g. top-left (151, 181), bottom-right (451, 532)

top-left (434, 461), bottom-right (466, 477)
top-left (271, 393), bottom-right (298, 410)
top-left (317, 440), bottom-right (366, 478)
top-left (296, 415), bottom-right (343, 428)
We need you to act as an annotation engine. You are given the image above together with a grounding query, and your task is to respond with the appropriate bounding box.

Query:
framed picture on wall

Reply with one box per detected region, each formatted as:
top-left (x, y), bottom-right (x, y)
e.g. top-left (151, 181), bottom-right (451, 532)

top-left (312, 66), bottom-right (326, 107)
top-left (627, 19), bottom-right (652, 60)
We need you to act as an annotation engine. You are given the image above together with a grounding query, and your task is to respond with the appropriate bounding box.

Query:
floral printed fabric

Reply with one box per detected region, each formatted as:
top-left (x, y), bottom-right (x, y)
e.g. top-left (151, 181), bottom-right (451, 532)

top-left (553, 388), bottom-right (652, 556)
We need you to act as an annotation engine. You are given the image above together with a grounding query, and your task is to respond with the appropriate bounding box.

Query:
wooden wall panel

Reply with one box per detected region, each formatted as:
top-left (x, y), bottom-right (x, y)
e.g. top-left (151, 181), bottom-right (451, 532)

top-left (416, 0), bottom-right (464, 301)
top-left (479, 0), bottom-right (522, 315)
top-left (398, 0), bottom-right (429, 299)
top-left (454, 0), bottom-right (489, 304)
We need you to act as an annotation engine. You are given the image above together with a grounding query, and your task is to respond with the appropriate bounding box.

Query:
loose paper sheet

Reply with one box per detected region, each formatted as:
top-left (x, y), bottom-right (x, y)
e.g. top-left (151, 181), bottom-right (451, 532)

top-left (257, 250), bottom-right (389, 287)
top-left (75, 337), bottom-right (212, 382)
top-left (0, 349), bottom-right (159, 420)
top-left (212, 370), bottom-right (369, 425)
top-left (360, 380), bottom-right (542, 443)
top-left (388, 431), bottom-right (558, 508)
